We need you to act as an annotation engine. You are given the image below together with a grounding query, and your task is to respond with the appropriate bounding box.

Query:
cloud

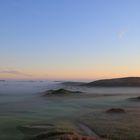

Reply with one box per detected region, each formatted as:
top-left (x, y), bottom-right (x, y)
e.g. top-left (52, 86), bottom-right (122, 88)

top-left (118, 30), bottom-right (127, 39)
top-left (0, 69), bottom-right (32, 77)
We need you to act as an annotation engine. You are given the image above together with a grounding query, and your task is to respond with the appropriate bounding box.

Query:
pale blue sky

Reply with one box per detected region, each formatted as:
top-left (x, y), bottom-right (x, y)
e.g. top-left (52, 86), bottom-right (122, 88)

top-left (0, 0), bottom-right (140, 80)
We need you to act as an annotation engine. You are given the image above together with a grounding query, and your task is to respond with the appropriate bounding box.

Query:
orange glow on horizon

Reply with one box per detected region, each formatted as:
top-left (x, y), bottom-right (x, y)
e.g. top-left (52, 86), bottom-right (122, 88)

top-left (1, 67), bottom-right (140, 81)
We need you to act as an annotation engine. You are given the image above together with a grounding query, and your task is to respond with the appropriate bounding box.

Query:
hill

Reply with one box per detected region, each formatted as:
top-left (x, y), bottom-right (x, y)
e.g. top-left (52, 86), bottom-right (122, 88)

top-left (83, 77), bottom-right (140, 87)
top-left (43, 88), bottom-right (82, 96)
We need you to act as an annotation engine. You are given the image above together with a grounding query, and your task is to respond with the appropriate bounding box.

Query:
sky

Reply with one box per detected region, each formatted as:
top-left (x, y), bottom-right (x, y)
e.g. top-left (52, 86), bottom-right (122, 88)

top-left (0, 0), bottom-right (140, 80)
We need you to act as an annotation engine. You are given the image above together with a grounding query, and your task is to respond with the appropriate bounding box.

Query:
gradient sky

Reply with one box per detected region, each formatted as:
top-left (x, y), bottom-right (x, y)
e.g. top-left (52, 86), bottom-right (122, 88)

top-left (0, 0), bottom-right (140, 80)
